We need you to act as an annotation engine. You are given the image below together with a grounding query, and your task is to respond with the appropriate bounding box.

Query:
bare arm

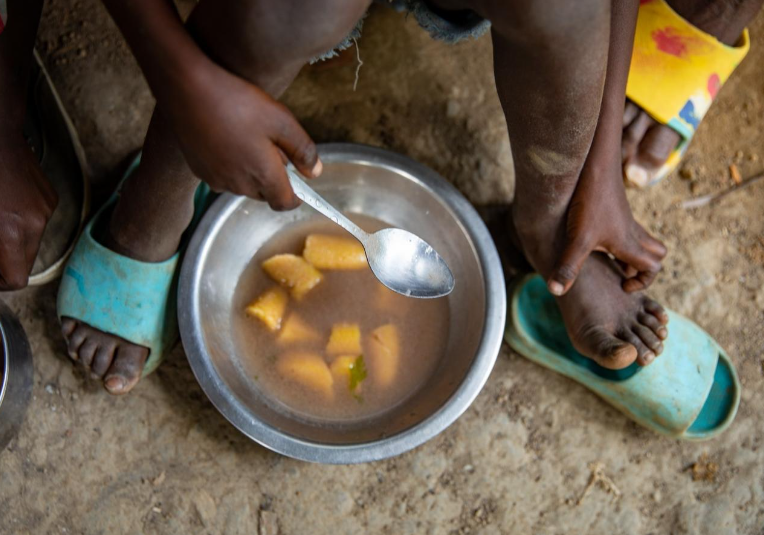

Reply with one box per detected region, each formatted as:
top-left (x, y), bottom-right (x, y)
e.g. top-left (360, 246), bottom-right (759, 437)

top-left (546, 0), bottom-right (668, 295)
top-left (98, 0), bottom-right (321, 209)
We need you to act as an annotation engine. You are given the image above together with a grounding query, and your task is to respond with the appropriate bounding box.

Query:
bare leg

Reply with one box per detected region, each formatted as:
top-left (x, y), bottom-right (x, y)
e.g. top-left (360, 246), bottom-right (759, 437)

top-left (430, 0), bottom-right (669, 368)
top-left (61, 0), bottom-right (371, 394)
top-left (623, 0), bottom-right (763, 184)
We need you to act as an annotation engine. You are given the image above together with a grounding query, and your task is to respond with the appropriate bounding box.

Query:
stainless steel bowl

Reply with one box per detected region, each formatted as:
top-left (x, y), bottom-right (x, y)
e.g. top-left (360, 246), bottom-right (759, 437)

top-left (0, 300), bottom-right (34, 451)
top-left (179, 144), bottom-right (506, 464)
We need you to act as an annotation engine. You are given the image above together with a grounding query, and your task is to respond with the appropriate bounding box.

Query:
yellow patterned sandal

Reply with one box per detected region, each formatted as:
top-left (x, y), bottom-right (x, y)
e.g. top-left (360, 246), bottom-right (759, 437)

top-left (624, 0), bottom-right (750, 187)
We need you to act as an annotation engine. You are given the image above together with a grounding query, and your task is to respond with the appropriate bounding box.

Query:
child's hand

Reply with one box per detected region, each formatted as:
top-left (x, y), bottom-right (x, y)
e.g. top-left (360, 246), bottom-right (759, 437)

top-left (0, 139), bottom-right (58, 290)
top-left (167, 62), bottom-right (320, 211)
top-left (547, 158), bottom-right (666, 296)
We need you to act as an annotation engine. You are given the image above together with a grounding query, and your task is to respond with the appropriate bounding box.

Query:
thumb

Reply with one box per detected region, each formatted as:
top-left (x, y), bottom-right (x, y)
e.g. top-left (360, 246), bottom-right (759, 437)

top-left (548, 237), bottom-right (592, 296)
top-left (271, 109), bottom-right (322, 179)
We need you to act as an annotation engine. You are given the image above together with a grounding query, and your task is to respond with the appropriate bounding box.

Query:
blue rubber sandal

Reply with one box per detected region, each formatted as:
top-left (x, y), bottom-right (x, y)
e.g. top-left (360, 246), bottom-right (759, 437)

top-left (57, 156), bottom-right (212, 377)
top-left (505, 274), bottom-right (740, 440)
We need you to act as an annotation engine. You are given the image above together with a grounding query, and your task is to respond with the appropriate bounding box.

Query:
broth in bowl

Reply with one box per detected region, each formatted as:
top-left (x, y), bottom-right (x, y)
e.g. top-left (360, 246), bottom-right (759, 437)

top-left (233, 216), bottom-right (450, 422)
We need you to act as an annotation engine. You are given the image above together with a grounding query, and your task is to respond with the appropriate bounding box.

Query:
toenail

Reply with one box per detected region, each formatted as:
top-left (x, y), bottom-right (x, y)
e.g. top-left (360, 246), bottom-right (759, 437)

top-left (105, 376), bottom-right (126, 392)
top-left (625, 164), bottom-right (651, 188)
top-left (643, 351), bottom-right (655, 364)
top-left (548, 280), bottom-right (564, 296)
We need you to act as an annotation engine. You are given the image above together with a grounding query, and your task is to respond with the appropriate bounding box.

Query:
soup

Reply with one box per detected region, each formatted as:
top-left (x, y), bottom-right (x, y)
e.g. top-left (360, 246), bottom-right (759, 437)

top-left (233, 216), bottom-right (450, 422)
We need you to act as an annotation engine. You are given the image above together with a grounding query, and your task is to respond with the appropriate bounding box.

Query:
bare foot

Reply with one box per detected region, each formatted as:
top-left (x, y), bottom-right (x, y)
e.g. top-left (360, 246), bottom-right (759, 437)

top-left (60, 120), bottom-right (200, 395)
top-left (622, 0), bottom-right (761, 186)
top-left (555, 253), bottom-right (668, 369)
top-left (506, 212), bottom-right (668, 369)
top-left (60, 318), bottom-right (149, 394)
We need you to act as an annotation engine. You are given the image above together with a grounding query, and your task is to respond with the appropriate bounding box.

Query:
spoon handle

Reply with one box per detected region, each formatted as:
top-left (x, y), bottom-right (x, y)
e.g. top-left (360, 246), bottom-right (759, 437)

top-left (286, 165), bottom-right (369, 243)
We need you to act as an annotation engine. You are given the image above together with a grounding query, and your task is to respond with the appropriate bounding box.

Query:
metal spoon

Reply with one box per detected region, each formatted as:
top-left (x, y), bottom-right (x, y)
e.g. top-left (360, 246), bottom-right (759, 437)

top-left (286, 165), bottom-right (454, 298)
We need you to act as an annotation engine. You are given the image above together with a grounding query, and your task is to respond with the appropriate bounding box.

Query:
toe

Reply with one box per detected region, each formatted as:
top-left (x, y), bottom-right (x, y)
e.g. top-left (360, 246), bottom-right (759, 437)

top-left (638, 312), bottom-right (668, 340)
top-left (621, 329), bottom-right (656, 366)
top-left (634, 124), bottom-right (680, 171)
top-left (66, 325), bottom-right (88, 361)
top-left (579, 327), bottom-right (638, 370)
top-left (103, 345), bottom-right (149, 395)
top-left (91, 343), bottom-right (117, 378)
top-left (633, 323), bottom-right (663, 355)
top-left (61, 318), bottom-right (77, 338)
top-left (78, 339), bottom-right (99, 369)
top-left (643, 298), bottom-right (669, 324)
top-left (623, 101), bottom-right (640, 127)
top-left (622, 112), bottom-right (653, 162)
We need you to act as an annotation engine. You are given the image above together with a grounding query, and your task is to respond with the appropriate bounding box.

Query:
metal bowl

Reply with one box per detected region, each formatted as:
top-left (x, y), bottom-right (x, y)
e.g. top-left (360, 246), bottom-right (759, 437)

top-left (179, 144), bottom-right (506, 464)
top-left (0, 300), bottom-right (34, 451)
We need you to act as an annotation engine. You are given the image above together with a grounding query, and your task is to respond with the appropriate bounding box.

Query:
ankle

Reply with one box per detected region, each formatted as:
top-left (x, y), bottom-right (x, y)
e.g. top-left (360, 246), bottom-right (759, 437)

top-left (510, 212), bottom-right (566, 277)
top-left (106, 181), bottom-right (198, 263)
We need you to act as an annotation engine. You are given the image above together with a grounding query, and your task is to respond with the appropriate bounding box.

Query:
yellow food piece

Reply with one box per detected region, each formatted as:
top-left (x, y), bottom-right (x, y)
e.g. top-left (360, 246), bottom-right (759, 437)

top-left (303, 234), bottom-right (368, 270)
top-left (368, 324), bottom-right (400, 388)
top-left (277, 313), bottom-right (321, 345)
top-left (276, 352), bottom-right (334, 398)
top-left (244, 287), bottom-right (288, 331)
top-left (262, 254), bottom-right (323, 299)
top-left (326, 323), bottom-right (362, 356)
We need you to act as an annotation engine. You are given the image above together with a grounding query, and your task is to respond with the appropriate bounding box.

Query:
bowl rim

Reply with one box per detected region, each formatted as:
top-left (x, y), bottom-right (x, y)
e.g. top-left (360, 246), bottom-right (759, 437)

top-left (178, 143), bottom-right (506, 464)
top-left (0, 300), bottom-right (34, 451)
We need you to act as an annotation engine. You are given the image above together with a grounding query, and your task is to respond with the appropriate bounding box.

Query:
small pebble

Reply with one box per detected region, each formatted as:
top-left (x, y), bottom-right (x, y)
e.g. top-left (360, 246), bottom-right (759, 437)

top-left (152, 471), bottom-right (166, 486)
top-left (464, 464), bottom-right (475, 473)
top-left (45, 384), bottom-right (56, 395)
top-left (679, 167), bottom-right (695, 180)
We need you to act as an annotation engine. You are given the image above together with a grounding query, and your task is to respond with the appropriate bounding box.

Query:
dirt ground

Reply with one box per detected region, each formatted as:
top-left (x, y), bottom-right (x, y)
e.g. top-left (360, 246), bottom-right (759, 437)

top-left (2, 2), bottom-right (764, 534)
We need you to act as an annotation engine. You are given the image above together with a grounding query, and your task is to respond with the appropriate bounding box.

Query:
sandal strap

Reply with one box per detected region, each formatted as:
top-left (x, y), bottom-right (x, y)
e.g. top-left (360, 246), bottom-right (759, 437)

top-left (57, 206), bottom-right (180, 376)
top-left (626, 0), bottom-right (749, 142)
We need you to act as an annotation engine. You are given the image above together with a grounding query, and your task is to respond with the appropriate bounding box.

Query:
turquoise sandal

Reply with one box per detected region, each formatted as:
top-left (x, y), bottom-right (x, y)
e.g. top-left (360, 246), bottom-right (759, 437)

top-left (57, 156), bottom-right (212, 376)
top-left (505, 275), bottom-right (740, 440)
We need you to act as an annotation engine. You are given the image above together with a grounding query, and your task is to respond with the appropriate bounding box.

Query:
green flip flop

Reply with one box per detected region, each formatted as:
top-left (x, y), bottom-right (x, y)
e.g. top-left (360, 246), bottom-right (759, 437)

top-left (505, 274), bottom-right (740, 440)
top-left (57, 155), bottom-right (212, 377)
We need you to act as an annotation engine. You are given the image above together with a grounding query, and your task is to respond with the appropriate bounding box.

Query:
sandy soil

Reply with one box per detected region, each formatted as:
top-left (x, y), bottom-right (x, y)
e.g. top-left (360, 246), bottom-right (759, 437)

top-left (1, 2), bottom-right (763, 534)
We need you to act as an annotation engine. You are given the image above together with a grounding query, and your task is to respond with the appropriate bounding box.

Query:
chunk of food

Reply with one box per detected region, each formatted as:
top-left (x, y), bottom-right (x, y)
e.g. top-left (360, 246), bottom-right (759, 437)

top-left (276, 352), bottom-right (334, 398)
top-left (303, 234), bottom-right (368, 270)
top-left (277, 313), bottom-right (322, 345)
top-left (245, 287), bottom-right (289, 331)
top-left (262, 254), bottom-right (323, 299)
top-left (326, 323), bottom-right (362, 356)
top-left (330, 355), bottom-right (367, 394)
top-left (367, 324), bottom-right (400, 388)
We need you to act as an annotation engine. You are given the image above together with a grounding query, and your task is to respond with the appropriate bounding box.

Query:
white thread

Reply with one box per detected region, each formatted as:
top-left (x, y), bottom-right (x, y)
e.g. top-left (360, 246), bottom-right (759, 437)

top-left (352, 37), bottom-right (363, 91)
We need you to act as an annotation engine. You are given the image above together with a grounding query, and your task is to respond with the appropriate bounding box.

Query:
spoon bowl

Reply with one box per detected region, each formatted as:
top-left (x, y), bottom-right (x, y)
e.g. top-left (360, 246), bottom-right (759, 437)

top-left (365, 228), bottom-right (454, 298)
top-left (287, 165), bottom-right (454, 298)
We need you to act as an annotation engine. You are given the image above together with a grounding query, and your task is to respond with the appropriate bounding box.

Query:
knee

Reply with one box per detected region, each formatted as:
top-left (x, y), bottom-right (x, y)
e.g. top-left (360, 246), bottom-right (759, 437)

top-left (191, 0), bottom-right (370, 71)
top-left (476, 0), bottom-right (609, 43)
